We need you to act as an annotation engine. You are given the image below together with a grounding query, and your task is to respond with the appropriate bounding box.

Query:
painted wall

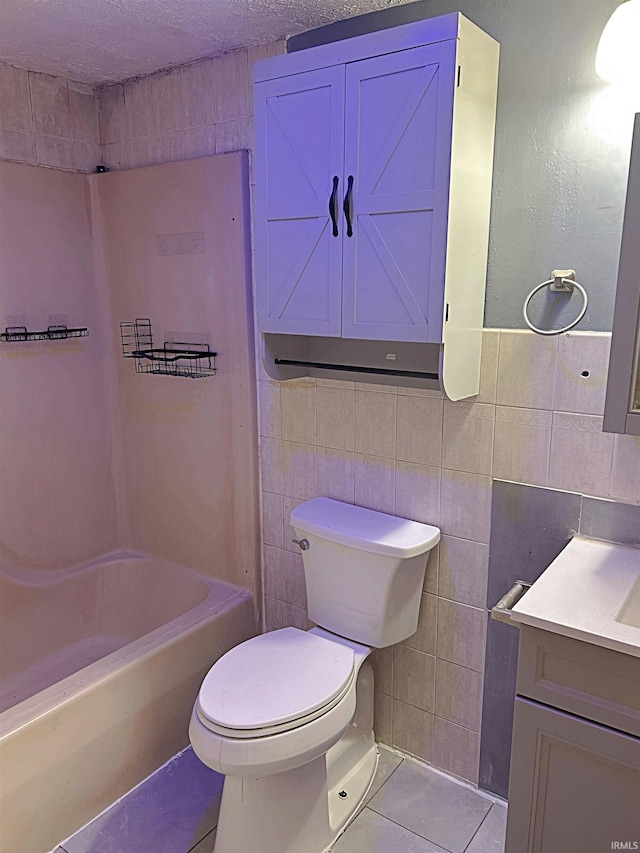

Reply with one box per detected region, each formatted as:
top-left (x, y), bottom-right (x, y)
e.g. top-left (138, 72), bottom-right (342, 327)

top-left (0, 62), bottom-right (100, 171)
top-left (94, 154), bottom-right (260, 596)
top-left (0, 162), bottom-right (119, 569)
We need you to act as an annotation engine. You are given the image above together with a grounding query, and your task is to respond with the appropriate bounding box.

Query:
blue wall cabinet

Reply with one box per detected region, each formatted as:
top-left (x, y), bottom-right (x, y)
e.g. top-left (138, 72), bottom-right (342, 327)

top-left (254, 13), bottom-right (499, 399)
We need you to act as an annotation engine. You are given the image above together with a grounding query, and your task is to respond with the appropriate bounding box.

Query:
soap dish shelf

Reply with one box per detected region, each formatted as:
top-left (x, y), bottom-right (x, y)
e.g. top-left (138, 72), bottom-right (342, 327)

top-left (0, 325), bottom-right (89, 342)
top-left (120, 318), bottom-right (217, 379)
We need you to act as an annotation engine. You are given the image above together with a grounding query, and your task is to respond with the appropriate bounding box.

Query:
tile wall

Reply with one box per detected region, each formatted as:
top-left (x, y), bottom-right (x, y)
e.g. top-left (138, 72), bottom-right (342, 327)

top-left (0, 62), bottom-right (100, 171)
top-left (259, 329), bottom-right (640, 784)
top-left (97, 43), bottom-right (284, 171)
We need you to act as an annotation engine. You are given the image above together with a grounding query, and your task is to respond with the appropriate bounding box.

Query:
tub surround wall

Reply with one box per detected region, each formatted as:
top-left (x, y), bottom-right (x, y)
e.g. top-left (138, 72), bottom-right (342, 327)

top-left (0, 161), bottom-right (119, 569)
top-left (94, 154), bottom-right (260, 599)
top-left (0, 61), bottom-right (100, 171)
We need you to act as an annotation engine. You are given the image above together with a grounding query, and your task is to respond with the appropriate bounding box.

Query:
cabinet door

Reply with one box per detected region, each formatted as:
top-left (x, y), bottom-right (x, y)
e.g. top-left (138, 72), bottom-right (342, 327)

top-left (342, 42), bottom-right (457, 342)
top-left (254, 67), bottom-right (345, 336)
top-left (506, 698), bottom-right (640, 853)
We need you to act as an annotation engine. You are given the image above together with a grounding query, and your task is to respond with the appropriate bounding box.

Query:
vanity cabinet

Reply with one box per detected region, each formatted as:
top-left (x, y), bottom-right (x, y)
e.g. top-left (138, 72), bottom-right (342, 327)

top-left (505, 626), bottom-right (640, 853)
top-left (253, 13), bottom-right (499, 399)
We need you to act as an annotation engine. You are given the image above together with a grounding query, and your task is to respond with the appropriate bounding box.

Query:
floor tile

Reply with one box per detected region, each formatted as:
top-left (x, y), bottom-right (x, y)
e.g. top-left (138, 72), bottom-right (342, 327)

top-left (368, 759), bottom-right (492, 853)
top-left (333, 808), bottom-right (448, 853)
top-left (63, 748), bottom-right (223, 853)
top-left (188, 827), bottom-right (216, 853)
top-left (465, 802), bottom-right (508, 853)
top-left (365, 745), bottom-right (403, 804)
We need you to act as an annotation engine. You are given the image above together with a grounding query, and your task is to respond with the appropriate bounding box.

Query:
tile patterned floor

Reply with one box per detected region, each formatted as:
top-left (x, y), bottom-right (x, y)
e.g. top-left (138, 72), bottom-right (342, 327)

top-left (55, 745), bottom-right (507, 853)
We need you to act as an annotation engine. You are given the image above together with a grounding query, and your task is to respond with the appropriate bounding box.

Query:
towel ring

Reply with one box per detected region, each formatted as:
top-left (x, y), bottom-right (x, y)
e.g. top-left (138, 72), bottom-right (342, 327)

top-left (523, 269), bottom-right (588, 336)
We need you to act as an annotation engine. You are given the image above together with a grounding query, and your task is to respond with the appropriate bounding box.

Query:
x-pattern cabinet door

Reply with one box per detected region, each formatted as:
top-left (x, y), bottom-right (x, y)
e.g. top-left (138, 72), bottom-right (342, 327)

top-left (341, 42), bottom-right (457, 342)
top-left (254, 66), bottom-right (346, 336)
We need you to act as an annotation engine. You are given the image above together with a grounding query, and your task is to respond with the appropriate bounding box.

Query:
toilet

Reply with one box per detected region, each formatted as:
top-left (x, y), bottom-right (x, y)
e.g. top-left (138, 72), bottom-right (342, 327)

top-left (189, 497), bottom-right (440, 853)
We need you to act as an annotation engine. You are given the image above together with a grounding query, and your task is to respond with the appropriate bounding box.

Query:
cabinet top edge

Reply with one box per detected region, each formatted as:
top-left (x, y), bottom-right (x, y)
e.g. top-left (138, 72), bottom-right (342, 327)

top-left (254, 12), bottom-right (495, 83)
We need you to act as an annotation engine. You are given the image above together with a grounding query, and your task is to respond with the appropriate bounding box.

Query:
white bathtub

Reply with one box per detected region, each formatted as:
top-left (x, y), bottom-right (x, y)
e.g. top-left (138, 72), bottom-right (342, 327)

top-left (0, 551), bottom-right (256, 853)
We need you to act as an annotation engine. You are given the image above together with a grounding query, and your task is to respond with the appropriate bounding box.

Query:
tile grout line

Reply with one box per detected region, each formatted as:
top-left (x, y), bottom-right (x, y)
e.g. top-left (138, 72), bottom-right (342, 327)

top-left (363, 802), bottom-right (457, 853)
top-left (460, 802), bottom-right (494, 852)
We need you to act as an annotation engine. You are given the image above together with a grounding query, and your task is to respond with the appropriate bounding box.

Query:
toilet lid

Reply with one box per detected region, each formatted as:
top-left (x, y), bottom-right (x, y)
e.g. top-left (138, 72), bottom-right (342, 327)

top-left (198, 628), bottom-right (356, 731)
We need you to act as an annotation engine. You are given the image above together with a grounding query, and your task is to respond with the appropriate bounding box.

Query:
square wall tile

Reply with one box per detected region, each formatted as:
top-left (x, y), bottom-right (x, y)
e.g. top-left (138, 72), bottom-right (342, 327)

top-left (548, 413), bottom-right (614, 497)
top-left (436, 599), bottom-right (485, 672)
top-left (317, 448), bottom-right (355, 503)
top-left (215, 117), bottom-right (253, 154)
top-left (72, 140), bottom-right (100, 172)
top-left (396, 395), bottom-right (443, 467)
top-left (282, 549), bottom-right (306, 608)
top-left (493, 406), bottom-right (552, 486)
top-left (259, 436), bottom-right (283, 494)
top-left (264, 595), bottom-right (286, 631)
top-left (124, 76), bottom-right (154, 139)
top-left (212, 50), bottom-right (250, 122)
top-left (262, 491), bottom-right (284, 549)
top-left (496, 330), bottom-right (557, 409)
top-left (402, 593), bottom-right (437, 656)
top-left (126, 137), bottom-right (156, 168)
top-left (395, 461), bottom-right (440, 526)
top-left (29, 72), bottom-right (70, 138)
top-left (0, 63), bottom-right (32, 131)
top-left (439, 470), bottom-right (492, 544)
top-left (580, 496), bottom-right (640, 547)
top-left (432, 717), bottom-right (480, 784)
top-left (181, 60), bottom-right (215, 129)
top-left (355, 390), bottom-right (396, 458)
top-left (258, 380), bottom-right (281, 439)
top-left (316, 385), bottom-right (355, 450)
top-left (152, 69), bottom-right (183, 135)
top-left (281, 441), bottom-right (316, 500)
top-left (370, 646), bottom-right (393, 695)
top-left (281, 379), bottom-right (316, 444)
top-left (102, 141), bottom-right (128, 169)
top-left (393, 645), bottom-right (435, 711)
top-left (442, 401), bottom-right (494, 475)
top-left (553, 332), bottom-right (611, 415)
top-left (0, 127), bottom-right (36, 163)
top-left (610, 435), bottom-right (640, 504)
top-left (98, 84), bottom-right (126, 144)
top-left (423, 544), bottom-right (439, 595)
top-left (373, 691), bottom-right (394, 746)
top-left (475, 328), bottom-right (499, 404)
top-left (354, 454), bottom-right (395, 514)
top-left (36, 134), bottom-right (74, 169)
top-left (435, 658), bottom-right (483, 730)
top-left (392, 700), bottom-right (434, 763)
top-left (438, 535), bottom-right (488, 609)
top-left (262, 543), bottom-right (284, 600)
top-left (68, 83), bottom-right (99, 142)
top-left (181, 125), bottom-right (216, 159)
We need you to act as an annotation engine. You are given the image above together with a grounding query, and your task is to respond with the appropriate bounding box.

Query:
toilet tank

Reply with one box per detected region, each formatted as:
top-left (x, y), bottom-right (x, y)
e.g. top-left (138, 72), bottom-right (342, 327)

top-left (290, 498), bottom-right (440, 648)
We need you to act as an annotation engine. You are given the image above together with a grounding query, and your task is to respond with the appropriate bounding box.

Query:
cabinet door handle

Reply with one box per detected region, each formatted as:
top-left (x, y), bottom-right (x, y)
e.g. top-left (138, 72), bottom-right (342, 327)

top-left (329, 176), bottom-right (340, 237)
top-left (343, 175), bottom-right (354, 237)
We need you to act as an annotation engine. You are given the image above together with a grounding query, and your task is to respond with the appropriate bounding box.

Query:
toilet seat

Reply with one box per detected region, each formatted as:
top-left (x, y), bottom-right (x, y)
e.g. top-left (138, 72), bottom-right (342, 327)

top-left (197, 627), bottom-right (356, 738)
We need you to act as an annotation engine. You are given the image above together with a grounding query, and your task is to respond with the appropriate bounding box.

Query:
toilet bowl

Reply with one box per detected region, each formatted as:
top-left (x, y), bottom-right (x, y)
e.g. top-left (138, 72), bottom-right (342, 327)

top-left (189, 497), bottom-right (440, 853)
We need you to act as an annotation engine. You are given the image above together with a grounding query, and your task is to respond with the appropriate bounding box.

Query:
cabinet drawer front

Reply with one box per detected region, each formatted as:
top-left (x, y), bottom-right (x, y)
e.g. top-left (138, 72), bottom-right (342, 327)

top-left (517, 626), bottom-right (640, 737)
top-left (341, 41), bottom-right (457, 344)
top-left (254, 66), bottom-right (345, 336)
top-left (506, 698), bottom-right (640, 853)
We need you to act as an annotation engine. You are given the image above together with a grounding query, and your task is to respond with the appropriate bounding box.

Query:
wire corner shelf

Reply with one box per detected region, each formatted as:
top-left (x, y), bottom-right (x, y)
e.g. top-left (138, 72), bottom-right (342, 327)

top-left (120, 318), bottom-right (217, 379)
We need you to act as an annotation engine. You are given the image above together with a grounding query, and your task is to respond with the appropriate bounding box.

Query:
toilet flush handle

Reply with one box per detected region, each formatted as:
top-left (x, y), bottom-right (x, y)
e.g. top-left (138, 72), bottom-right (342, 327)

top-left (292, 538), bottom-right (310, 551)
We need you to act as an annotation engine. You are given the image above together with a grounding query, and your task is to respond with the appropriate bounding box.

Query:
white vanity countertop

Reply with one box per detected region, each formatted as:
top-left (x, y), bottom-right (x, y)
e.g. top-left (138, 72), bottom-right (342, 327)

top-left (511, 536), bottom-right (640, 657)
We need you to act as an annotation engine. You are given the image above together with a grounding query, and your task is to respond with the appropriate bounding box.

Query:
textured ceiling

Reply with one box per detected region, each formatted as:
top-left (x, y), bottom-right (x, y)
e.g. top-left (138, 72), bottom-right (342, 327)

top-left (0, 0), bottom-right (406, 85)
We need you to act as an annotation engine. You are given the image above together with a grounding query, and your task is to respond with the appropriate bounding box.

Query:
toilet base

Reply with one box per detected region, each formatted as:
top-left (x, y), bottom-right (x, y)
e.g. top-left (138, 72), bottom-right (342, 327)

top-left (212, 736), bottom-right (377, 853)
top-left (212, 660), bottom-right (378, 853)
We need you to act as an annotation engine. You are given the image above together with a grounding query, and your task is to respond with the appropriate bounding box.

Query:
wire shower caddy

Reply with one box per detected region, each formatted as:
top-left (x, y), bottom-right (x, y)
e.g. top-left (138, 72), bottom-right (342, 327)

top-left (120, 318), bottom-right (217, 379)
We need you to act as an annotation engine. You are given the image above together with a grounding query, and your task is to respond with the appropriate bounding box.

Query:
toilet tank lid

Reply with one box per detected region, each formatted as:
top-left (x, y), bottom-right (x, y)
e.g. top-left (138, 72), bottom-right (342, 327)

top-left (291, 498), bottom-right (440, 558)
